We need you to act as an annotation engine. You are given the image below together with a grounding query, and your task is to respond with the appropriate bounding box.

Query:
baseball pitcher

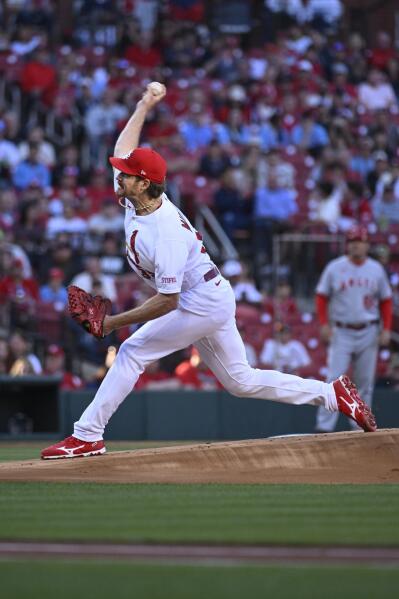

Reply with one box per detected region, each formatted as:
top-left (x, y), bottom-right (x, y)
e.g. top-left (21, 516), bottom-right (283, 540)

top-left (315, 225), bottom-right (392, 432)
top-left (42, 84), bottom-right (377, 459)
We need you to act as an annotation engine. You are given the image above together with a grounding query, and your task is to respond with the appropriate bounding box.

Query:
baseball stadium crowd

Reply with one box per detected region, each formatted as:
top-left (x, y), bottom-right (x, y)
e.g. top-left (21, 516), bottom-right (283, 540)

top-left (0, 0), bottom-right (399, 394)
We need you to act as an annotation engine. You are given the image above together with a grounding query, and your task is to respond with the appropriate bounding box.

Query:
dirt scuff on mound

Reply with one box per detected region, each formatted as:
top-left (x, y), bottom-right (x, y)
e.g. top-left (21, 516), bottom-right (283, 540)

top-left (0, 429), bottom-right (398, 484)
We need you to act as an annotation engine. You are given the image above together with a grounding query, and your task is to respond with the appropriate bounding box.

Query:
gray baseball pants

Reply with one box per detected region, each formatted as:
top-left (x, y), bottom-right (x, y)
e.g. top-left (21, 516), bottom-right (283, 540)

top-left (316, 324), bottom-right (379, 432)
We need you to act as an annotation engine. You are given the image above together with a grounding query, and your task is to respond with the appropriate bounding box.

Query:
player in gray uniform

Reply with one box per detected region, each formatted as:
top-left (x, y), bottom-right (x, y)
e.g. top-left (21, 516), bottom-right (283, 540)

top-left (315, 225), bottom-right (392, 432)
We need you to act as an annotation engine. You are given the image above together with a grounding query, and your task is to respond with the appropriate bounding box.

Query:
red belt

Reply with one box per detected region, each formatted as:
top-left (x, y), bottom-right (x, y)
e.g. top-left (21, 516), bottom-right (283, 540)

top-left (334, 320), bottom-right (379, 330)
top-left (204, 267), bottom-right (220, 282)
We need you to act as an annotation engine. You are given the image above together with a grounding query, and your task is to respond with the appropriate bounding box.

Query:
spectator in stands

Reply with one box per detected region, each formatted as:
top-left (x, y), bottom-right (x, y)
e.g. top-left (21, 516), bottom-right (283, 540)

top-left (39, 267), bottom-right (68, 310)
top-left (46, 200), bottom-right (88, 241)
top-left (88, 199), bottom-right (125, 236)
top-left (99, 233), bottom-right (125, 276)
top-left (372, 177), bottom-right (399, 225)
top-left (8, 330), bottom-right (42, 375)
top-left (145, 105), bottom-right (179, 146)
top-left (217, 107), bottom-right (251, 147)
top-left (175, 347), bottom-right (221, 390)
top-left (0, 188), bottom-right (18, 232)
top-left (179, 103), bottom-right (215, 152)
top-left (84, 88), bottom-right (128, 162)
top-left (358, 68), bottom-right (398, 111)
top-left (44, 344), bottom-right (83, 390)
top-left (0, 229), bottom-right (32, 279)
top-left (369, 31), bottom-right (396, 71)
top-left (256, 148), bottom-right (296, 189)
top-left (52, 145), bottom-right (81, 187)
top-left (71, 255), bottom-right (117, 303)
top-left (16, 198), bottom-right (48, 255)
top-left (20, 48), bottom-right (57, 106)
top-left (253, 174), bottom-right (297, 262)
top-left (269, 0), bottom-right (343, 30)
top-left (309, 180), bottom-right (341, 227)
top-left (199, 139), bottom-right (231, 179)
top-left (367, 151), bottom-right (391, 196)
top-left (0, 118), bottom-right (21, 172)
top-left (84, 167), bottom-right (115, 214)
top-left (259, 322), bottom-right (311, 375)
top-left (221, 259), bottom-right (263, 305)
top-left (135, 359), bottom-right (180, 391)
top-left (0, 257), bottom-right (39, 306)
top-left (39, 237), bottom-right (81, 285)
top-left (263, 279), bottom-right (299, 321)
top-left (12, 142), bottom-right (51, 190)
top-left (290, 110), bottom-right (329, 152)
top-left (340, 181), bottom-right (372, 226)
top-left (18, 126), bottom-right (55, 169)
top-left (124, 30), bottom-right (162, 69)
top-left (349, 136), bottom-right (375, 182)
top-left (214, 168), bottom-right (253, 242)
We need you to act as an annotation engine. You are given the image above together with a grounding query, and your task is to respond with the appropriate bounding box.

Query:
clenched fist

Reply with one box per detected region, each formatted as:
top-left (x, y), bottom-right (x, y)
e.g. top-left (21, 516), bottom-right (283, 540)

top-left (140, 81), bottom-right (166, 110)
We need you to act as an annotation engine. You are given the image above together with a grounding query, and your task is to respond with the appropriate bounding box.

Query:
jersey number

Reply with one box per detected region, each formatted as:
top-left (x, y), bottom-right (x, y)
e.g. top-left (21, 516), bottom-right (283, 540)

top-left (363, 294), bottom-right (376, 310)
top-left (179, 213), bottom-right (206, 253)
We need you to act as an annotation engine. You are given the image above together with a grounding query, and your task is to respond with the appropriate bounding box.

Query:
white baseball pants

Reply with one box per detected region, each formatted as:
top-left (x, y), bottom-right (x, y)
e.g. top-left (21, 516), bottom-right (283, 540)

top-left (74, 281), bottom-right (337, 441)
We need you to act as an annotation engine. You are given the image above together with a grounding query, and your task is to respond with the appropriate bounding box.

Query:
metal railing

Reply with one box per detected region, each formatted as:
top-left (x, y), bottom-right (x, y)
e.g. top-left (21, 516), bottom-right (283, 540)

top-left (272, 233), bottom-right (346, 296)
top-left (195, 205), bottom-right (239, 262)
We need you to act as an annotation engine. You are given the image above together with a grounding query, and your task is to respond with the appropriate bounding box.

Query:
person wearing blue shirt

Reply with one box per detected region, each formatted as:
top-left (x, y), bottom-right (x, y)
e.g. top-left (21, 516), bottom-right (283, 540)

top-left (253, 176), bottom-right (298, 269)
top-left (12, 142), bottom-right (51, 190)
top-left (289, 111), bottom-right (329, 150)
top-left (179, 105), bottom-right (216, 152)
top-left (39, 268), bottom-right (68, 309)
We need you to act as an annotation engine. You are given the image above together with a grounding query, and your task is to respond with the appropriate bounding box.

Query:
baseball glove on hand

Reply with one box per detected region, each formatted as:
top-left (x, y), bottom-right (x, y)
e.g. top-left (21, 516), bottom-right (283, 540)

top-left (68, 285), bottom-right (111, 339)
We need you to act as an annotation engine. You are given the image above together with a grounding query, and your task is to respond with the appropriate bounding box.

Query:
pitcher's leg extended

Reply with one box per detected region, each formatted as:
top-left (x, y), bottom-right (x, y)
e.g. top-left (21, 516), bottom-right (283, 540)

top-left (195, 318), bottom-right (337, 410)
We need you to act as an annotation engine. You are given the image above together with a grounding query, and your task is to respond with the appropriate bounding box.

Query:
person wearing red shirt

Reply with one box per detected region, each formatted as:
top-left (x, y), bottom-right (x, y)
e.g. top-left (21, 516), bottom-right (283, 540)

top-left (84, 168), bottom-right (116, 215)
top-left (20, 48), bottom-right (57, 106)
top-left (0, 257), bottom-right (39, 304)
top-left (340, 181), bottom-right (373, 224)
top-left (368, 31), bottom-right (397, 71)
top-left (0, 257), bottom-right (39, 328)
top-left (44, 344), bottom-right (84, 391)
top-left (124, 32), bottom-right (161, 69)
top-left (175, 348), bottom-right (222, 390)
top-left (135, 359), bottom-right (179, 390)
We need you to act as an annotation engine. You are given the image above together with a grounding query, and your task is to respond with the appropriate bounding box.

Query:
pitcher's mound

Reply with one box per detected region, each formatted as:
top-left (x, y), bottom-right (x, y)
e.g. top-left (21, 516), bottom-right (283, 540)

top-left (1, 429), bottom-right (398, 484)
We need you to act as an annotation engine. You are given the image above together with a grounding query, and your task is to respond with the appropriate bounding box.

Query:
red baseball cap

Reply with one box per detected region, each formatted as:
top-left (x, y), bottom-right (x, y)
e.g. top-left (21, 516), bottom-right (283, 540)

top-left (346, 225), bottom-right (369, 242)
top-left (46, 344), bottom-right (65, 357)
top-left (109, 147), bottom-right (167, 184)
top-left (49, 267), bottom-right (64, 279)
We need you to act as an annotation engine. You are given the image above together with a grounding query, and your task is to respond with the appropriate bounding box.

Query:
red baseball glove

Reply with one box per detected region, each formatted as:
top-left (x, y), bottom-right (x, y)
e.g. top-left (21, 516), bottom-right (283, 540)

top-left (68, 285), bottom-right (112, 338)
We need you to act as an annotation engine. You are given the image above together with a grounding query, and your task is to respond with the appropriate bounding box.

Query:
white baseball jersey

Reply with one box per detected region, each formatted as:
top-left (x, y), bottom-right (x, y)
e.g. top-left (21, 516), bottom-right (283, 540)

top-left (123, 194), bottom-right (220, 315)
top-left (316, 256), bottom-right (392, 323)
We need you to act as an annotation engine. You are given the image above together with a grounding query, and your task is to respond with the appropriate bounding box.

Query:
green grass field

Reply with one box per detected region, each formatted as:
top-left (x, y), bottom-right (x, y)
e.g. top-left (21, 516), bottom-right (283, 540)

top-left (1, 481), bottom-right (399, 545)
top-left (1, 560), bottom-right (399, 599)
top-left (1, 442), bottom-right (398, 599)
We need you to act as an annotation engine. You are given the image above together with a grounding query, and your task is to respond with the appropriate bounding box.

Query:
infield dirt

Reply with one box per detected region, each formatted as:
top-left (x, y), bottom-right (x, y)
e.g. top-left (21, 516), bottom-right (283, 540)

top-left (0, 429), bottom-right (398, 484)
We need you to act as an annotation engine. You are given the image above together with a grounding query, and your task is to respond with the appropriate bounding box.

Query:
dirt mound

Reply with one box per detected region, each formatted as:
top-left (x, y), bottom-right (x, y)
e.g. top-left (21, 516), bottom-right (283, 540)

top-left (1, 429), bottom-right (398, 484)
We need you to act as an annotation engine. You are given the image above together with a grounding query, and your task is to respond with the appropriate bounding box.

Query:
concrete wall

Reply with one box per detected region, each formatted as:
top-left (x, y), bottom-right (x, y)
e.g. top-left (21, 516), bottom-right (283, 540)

top-left (60, 388), bottom-right (399, 440)
top-left (0, 375), bottom-right (397, 440)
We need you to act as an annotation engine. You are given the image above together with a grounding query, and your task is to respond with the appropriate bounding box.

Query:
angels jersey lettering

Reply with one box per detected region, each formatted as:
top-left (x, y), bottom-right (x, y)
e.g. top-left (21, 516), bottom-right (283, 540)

top-left (316, 256), bottom-right (391, 323)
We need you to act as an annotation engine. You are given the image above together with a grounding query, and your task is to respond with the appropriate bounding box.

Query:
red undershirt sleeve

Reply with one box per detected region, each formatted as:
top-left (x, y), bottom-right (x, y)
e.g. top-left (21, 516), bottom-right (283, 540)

top-left (316, 293), bottom-right (329, 326)
top-left (379, 297), bottom-right (393, 330)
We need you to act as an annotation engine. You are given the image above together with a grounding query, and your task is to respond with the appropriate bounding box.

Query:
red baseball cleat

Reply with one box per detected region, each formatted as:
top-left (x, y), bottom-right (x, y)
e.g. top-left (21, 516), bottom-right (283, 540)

top-left (41, 436), bottom-right (106, 459)
top-left (333, 375), bottom-right (377, 432)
